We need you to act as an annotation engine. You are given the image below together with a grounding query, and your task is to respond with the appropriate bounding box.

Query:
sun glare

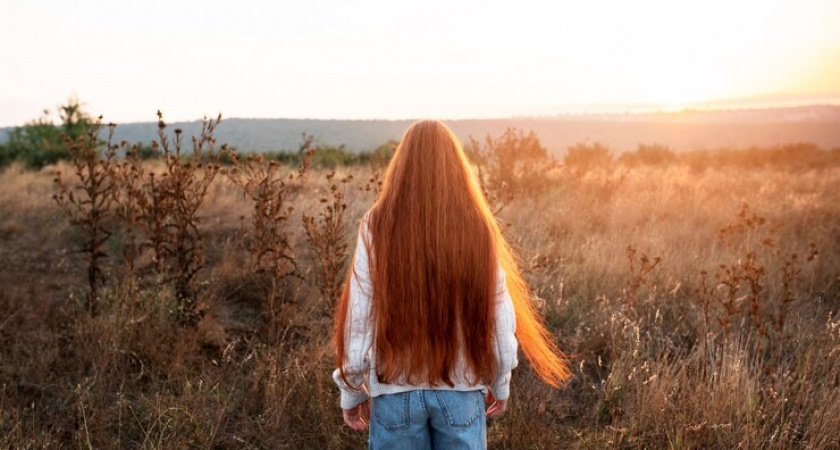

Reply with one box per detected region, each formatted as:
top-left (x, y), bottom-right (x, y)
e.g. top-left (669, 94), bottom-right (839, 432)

top-left (0, 0), bottom-right (838, 124)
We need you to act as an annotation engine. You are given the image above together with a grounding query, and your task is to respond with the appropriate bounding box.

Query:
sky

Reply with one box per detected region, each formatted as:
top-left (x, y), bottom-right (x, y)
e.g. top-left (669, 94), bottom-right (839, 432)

top-left (1, 0), bottom-right (839, 126)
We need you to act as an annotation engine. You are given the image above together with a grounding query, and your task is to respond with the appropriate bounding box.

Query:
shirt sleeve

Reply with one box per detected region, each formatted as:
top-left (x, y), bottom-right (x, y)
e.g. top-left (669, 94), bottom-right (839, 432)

top-left (490, 262), bottom-right (519, 401)
top-left (332, 215), bottom-right (375, 409)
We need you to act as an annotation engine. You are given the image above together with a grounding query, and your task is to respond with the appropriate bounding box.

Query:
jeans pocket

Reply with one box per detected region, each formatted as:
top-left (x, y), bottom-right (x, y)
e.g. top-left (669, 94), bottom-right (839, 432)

top-left (373, 392), bottom-right (411, 430)
top-left (433, 390), bottom-right (482, 428)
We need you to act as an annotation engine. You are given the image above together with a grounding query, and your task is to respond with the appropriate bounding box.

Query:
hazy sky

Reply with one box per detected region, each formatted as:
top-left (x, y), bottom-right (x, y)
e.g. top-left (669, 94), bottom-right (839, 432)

top-left (1, 0), bottom-right (839, 126)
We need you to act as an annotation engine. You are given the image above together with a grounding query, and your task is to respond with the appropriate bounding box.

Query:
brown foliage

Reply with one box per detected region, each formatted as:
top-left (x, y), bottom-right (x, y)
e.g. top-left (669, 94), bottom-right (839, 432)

top-left (302, 170), bottom-right (352, 311)
top-left (148, 112), bottom-right (224, 325)
top-left (53, 118), bottom-right (118, 315)
top-left (225, 149), bottom-right (313, 341)
top-left (564, 141), bottom-right (614, 175)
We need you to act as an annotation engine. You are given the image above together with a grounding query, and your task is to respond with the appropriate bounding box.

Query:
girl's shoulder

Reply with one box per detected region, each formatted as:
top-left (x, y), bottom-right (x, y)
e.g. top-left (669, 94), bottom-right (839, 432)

top-left (357, 209), bottom-right (375, 250)
top-left (360, 208), bottom-right (377, 236)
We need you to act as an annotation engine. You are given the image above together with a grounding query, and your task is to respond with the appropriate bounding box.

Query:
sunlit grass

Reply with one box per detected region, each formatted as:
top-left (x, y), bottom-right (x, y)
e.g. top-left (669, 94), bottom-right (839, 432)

top-left (1, 138), bottom-right (838, 448)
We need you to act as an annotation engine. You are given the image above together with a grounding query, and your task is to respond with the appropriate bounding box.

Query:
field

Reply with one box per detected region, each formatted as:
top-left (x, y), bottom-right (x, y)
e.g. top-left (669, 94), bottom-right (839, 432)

top-left (0, 126), bottom-right (839, 449)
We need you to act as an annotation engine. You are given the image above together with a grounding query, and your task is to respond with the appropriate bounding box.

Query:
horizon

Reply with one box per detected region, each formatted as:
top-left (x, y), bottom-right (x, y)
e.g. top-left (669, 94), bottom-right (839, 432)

top-left (2, 0), bottom-right (839, 127)
top-left (3, 101), bottom-right (840, 129)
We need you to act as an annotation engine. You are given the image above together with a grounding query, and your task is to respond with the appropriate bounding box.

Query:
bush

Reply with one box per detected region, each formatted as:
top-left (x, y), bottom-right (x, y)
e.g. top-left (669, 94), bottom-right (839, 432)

top-left (264, 147), bottom-right (353, 168)
top-left (260, 140), bottom-right (396, 169)
top-left (136, 143), bottom-right (161, 161)
top-left (678, 143), bottom-right (840, 172)
top-left (1, 98), bottom-right (95, 170)
top-left (357, 139), bottom-right (397, 168)
top-left (564, 142), bottom-right (614, 174)
top-left (2, 110), bottom-right (66, 169)
top-left (310, 145), bottom-right (356, 168)
top-left (0, 143), bottom-right (15, 168)
top-left (467, 127), bottom-right (557, 198)
top-left (619, 143), bottom-right (677, 167)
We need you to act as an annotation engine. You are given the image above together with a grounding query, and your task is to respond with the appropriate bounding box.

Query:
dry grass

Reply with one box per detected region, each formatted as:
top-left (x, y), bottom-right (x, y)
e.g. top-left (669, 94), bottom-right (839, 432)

top-left (1, 153), bottom-right (838, 449)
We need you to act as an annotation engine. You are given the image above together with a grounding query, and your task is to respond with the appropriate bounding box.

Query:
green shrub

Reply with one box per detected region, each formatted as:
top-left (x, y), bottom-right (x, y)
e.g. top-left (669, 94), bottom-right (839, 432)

top-left (310, 145), bottom-right (355, 168)
top-left (357, 139), bottom-right (397, 167)
top-left (0, 143), bottom-right (18, 168)
top-left (261, 141), bottom-right (396, 169)
top-left (136, 143), bottom-right (161, 161)
top-left (1, 98), bottom-right (95, 170)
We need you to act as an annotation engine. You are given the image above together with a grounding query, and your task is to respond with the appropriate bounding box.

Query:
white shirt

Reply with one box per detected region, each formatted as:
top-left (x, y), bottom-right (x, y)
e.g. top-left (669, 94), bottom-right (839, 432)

top-left (332, 213), bottom-right (519, 409)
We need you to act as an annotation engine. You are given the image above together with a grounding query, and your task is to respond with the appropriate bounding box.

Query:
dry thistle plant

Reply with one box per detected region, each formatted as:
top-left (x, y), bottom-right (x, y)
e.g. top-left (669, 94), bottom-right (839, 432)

top-left (762, 237), bottom-right (819, 333)
top-left (705, 203), bottom-right (769, 337)
top-left (483, 178), bottom-right (513, 218)
top-left (711, 262), bottom-right (744, 332)
top-left (226, 149), bottom-right (313, 340)
top-left (134, 158), bottom-right (174, 277)
top-left (741, 250), bottom-right (766, 336)
top-left (717, 202), bottom-right (766, 247)
top-left (695, 269), bottom-right (715, 359)
top-left (53, 118), bottom-right (118, 315)
top-left (357, 168), bottom-right (383, 198)
top-left (302, 170), bottom-right (352, 311)
top-left (622, 245), bottom-right (661, 309)
top-left (108, 131), bottom-right (145, 293)
top-left (698, 257), bottom-right (763, 339)
top-left (150, 111), bottom-right (224, 326)
top-left (695, 202), bottom-right (821, 354)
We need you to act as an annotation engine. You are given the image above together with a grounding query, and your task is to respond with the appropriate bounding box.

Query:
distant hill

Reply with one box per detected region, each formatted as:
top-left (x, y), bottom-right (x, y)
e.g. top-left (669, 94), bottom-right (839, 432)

top-left (3, 105), bottom-right (840, 155)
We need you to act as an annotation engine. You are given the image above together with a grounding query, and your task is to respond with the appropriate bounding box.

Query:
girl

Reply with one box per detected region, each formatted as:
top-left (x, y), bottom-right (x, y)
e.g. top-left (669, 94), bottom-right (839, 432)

top-left (333, 120), bottom-right (570, 449)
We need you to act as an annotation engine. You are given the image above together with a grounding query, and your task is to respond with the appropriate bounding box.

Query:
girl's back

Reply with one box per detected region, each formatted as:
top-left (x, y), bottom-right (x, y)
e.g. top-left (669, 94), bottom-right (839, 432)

top-left (333, 120), bottom-right (570, 449)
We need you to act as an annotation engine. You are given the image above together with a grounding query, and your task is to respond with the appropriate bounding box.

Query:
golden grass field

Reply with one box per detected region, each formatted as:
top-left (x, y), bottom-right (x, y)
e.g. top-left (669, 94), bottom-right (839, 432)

top-left (1, 147), bottom-right (839, 448)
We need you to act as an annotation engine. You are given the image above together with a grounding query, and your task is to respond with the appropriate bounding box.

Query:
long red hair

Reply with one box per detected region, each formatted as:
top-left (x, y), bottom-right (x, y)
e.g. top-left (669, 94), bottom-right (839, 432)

top-left (335, 120), bottom-right (570, 389)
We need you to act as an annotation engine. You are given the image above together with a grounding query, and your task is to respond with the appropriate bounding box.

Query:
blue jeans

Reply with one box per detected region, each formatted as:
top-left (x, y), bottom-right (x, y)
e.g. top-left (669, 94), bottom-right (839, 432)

top-left (369, 389), bottom-right (487, 450)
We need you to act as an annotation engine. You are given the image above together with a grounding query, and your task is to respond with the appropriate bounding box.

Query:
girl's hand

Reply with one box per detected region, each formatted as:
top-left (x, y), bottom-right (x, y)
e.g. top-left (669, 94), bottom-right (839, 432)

top-left (485, 391), bottom-right (508, 419)
top-left (342, 401), bottom-right (370, 432)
